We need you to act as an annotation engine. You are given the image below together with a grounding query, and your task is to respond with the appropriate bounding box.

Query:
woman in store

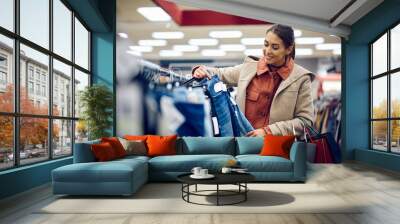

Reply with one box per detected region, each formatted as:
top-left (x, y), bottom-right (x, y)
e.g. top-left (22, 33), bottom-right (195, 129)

top-left (192, 24), bottom-right (315, 137)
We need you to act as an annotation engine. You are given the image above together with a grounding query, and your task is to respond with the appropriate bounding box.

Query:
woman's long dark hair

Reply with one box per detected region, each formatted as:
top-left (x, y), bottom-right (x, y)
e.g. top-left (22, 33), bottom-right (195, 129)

top-left (266, 24), bottom-right (295, 59)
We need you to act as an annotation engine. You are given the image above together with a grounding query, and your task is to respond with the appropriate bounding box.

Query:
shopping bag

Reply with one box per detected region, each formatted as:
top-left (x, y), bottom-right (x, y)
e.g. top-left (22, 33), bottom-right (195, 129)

top-left (292, 123), bottom-right (317, 163)
top-left (300, 118), bottom-right (341, 163)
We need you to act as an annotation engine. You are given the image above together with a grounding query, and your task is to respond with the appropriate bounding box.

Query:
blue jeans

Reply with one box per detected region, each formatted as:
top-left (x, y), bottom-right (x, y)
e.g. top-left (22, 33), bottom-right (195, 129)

top-left (207, 75), bottom-right (254, 136)
top-left (228, 97), bottom-right (254, 136)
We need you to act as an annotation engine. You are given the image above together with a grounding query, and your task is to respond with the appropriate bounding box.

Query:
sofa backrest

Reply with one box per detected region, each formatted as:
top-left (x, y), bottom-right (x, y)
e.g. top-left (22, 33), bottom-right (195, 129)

top-left (235, 137), bottom-right (263, 155)
top-left (178, 137), bottom-right (235, 155)
top-left (73, 139), bottom-right (100, 163)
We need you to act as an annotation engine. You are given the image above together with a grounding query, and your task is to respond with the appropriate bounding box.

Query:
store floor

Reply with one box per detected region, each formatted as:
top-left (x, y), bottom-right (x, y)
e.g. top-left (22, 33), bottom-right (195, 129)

top-left (1, 162), bottom-right (400, 224)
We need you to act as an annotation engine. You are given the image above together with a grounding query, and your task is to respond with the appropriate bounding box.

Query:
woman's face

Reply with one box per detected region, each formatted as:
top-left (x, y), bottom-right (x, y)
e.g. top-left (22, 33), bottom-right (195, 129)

top-left (263, 31), bottom-right (293, 66)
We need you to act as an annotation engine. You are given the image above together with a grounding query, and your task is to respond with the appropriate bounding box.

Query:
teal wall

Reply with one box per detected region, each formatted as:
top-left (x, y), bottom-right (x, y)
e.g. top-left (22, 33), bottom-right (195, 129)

top-left (0, 0), bottom-right (116, 200)
top-left (344, 0), bottom-right (400, 171)
top-left (91, 0), bottom-right (116, 135)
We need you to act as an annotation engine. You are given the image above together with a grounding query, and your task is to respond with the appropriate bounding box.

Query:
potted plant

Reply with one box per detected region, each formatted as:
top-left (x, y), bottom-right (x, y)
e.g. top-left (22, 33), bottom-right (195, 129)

top-left (79, 84), bottom-right (113, 140)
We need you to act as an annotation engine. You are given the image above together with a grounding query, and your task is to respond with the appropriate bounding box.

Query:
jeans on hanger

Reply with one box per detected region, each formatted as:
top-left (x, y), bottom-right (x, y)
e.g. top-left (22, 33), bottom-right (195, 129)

top-left (227, 97), bottom-right (254, 136)
top-left (206, 76), bottom-right (234, 136)
top-left (207, 75), bottom-right (253, 137)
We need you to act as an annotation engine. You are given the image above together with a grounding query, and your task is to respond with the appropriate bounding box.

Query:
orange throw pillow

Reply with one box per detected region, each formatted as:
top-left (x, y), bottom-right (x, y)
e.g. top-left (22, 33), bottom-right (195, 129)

top-left (91, 142), bottom-right (117, 161)
top-left (259, 135), bottom-right (296, 159)
top-left (101, 137), bottom-right (127, 158)
top-left (146, 135), bottom-right (177, 157)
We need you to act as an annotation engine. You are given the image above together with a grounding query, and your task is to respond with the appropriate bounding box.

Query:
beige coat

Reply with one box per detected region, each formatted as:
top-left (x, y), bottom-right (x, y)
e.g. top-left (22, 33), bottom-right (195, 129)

top-left (205, 56), bottom-right (315, 136)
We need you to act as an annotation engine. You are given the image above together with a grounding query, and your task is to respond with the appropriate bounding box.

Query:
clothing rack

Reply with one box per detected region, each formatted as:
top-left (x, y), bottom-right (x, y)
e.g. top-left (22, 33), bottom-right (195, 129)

top-left (314, 94), bottom-right (342, 144)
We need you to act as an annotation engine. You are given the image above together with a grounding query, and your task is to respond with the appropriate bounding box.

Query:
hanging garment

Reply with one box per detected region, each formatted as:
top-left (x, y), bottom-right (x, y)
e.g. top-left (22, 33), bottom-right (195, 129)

top-left (173, 87), bottom-right (207, 137)
top-left (159, 96), bottom-right (185, 135)
top-left (203, 99), bottom-right (213, 137)
top-left (207, 75), bottom-right (254, 137)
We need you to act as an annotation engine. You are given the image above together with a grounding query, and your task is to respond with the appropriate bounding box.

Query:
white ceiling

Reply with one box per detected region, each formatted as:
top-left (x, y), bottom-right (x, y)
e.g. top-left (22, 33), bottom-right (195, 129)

top-left (116, 0), bottom-right (359, 60)
top-left (170, 0), bottom-right (384, 37)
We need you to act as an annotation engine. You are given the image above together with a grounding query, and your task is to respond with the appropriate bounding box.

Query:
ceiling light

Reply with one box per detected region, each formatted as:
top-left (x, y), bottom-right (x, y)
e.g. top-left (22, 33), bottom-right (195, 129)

top-left (219, 44), bottom-right (246, 51)
top-left (126, 50), bottom-right (141, 56)
top-left (296, 48), bottom-right (313, 55)
top-left (333, 49), bottom-right (341, 55)
top-left (241, 38), bottom-right (264, 45)
top-left (244, 49), bottom-right (262, 56)
top-left (209, 31), bottom-right (243, 38)
top-left (173, 45), bottom-right (199, 52)
top-left (201, 49), bottom-right (226, 57)
top-left (138, 39), bottom-right (167, 46)
top-left (159, 50), bottom-right (182, 57)
top-left (295, 37), bottom-right (324, 45)
top-left (129, 46), bottom-right (153, 52)
top-left (316, 43), bottom-right (341, 50)
top-left (137, 7), bottom-right (171, 22)
top-left (294, 29), bottom-right (302, 37)
top-left (189, 38), bottom-right (218, 46)
top-left (152, 32), bottom-right (184, 39)
top-left (118, 33), bottom-right (128, 38)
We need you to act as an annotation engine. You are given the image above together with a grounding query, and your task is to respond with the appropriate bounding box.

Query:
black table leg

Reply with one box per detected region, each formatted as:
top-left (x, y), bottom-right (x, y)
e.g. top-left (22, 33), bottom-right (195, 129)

top-left (245, 183), bottom-right (247, 201)
top-left (195, 184), bottom-right (197, 192)
top-left (217, 184), bottom-right (219, 206)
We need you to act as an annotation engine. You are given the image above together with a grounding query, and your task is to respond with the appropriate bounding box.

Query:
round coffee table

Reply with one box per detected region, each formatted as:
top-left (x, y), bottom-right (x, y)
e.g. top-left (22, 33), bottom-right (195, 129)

top-left (177, 172), bottom-right (255, 206)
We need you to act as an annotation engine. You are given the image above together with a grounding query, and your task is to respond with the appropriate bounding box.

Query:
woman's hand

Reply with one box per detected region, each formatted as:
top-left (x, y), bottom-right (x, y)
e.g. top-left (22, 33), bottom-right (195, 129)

top-left (192, 65), bottom-right (210, 79)
top-left (246, 128), bottom-right (267, 137)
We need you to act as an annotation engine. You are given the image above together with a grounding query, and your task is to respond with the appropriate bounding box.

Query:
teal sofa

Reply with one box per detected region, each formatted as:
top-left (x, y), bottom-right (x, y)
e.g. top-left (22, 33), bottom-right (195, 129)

top-left (52, 137), bottom-right (307, 196)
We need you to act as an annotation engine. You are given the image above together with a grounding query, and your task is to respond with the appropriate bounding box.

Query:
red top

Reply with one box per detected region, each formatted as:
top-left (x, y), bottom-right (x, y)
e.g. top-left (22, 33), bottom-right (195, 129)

top-left (245, 57), bottom-right (294, 129)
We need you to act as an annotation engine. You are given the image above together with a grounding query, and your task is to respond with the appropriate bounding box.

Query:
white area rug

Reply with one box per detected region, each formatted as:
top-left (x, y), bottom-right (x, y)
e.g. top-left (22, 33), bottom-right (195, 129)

top-left (38, 183), bottom-right (362, 214)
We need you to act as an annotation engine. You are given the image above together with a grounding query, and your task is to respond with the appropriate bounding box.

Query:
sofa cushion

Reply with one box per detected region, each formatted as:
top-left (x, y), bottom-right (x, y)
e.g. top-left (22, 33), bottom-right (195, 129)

top-left (101, 137), bottom-right (127, 158)
top-left (52, 159), bottom-right (147, 183)
top-left (148, 154), bottom-right (235, 172)
top-left (118, 138), bottom-right (147, 156)
top-left (260, 135), bottom-right (296, 159)
top-left (236, 137), bottom-right (263, 155)
top-left (146, 135), bottom-right (177, 157)
top-left (180, 137), bottom-right (235, 155)
top-left (236, 155), bottom-right (293, 172)
top-left (91, 142), bottom-right (118, 161)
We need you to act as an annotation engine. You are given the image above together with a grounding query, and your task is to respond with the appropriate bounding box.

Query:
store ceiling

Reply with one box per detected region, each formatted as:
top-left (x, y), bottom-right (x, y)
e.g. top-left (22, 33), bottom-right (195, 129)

top-left (117, 0), bottom-right (347, 60)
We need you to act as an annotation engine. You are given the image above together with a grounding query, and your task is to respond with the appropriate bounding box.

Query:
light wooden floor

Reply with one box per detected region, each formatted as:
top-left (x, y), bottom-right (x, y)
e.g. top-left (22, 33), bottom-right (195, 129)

top-left (1, 162), bottom-right (400, 224)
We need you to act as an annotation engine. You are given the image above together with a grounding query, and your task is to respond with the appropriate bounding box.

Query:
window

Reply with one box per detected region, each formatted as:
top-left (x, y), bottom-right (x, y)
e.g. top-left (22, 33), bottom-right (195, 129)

top-left (20, 0), bottom-right (49, 49)
top-left (53, 0), bottom-right (72, 60)
top-left (41, 73), bottom-right (46, 83)
top-left (53, 59), bottom-right (72, 117)
top-left (0, 71), bottom-right (6, 85)
top-left (370, 22), bottom-right (400, 154)
top-left (0, 54), bottom-right (7, 67)
top-left (35, 70), bottom-right (40, 81)
top-left (0, 34), bottom-right (13, 113)
top-left (53, 119), bottom-right (72, 158)
top-left (28, 67), bottom-right (34, 80)
top-left (19, 117), bottom-right (49, 165)
top-left (0, 0), bottom-right (14, 32)
top-left (0, 116), bottom-right (13, 170)
top-left (0, 1), bottom-right (91, 170)
top-left (28, 81), bottom-right (34, 94)
top-left (74, 69), bottom-right (89, 118)
top-left (74, 18), bottom-right (89, 70)
top-left (36, 84), bottom-right (40, 95)
top-left (42, 85), bottom-right (46, 97)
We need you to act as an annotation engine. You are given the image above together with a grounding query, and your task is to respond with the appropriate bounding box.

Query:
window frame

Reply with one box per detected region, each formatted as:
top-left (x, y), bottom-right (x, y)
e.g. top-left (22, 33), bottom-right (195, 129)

top-left (370, 20), bottom-right (400, 154)
top-left (0, 0), bottom-right (92, 171)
